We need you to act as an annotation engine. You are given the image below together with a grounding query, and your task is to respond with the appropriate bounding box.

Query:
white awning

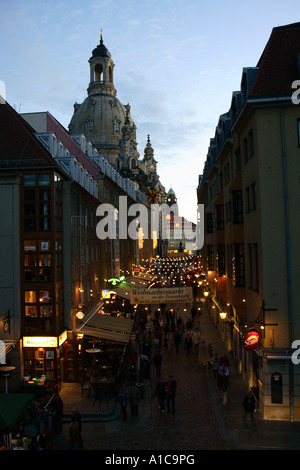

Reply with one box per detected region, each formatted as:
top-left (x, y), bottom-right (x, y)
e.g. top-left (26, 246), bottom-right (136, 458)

top-left (75, 312), bottom-right (134, 344)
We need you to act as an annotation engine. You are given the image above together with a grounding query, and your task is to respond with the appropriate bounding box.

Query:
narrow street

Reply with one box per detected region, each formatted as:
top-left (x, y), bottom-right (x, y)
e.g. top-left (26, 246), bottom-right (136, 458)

top-left (72, 301), bottom-right (232, 450)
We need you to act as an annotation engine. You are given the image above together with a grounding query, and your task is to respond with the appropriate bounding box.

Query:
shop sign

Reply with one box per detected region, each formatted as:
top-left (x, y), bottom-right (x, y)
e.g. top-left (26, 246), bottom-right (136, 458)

top-left (58, 330), bottom-right (67, 346)
top-left (130, 286), bottom-right (193, 304)
top-left (243, 331), bottom-right (260, 351)
top-left (102, 289), bottom-right (117, 299)
top-left (23, 336), bottom-right (57, 348)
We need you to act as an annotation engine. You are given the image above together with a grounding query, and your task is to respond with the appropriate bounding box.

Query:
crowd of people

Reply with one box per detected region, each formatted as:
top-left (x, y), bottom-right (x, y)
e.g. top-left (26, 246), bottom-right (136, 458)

top-left (150, 302), bottom-right (235, 412)
top-left (11, 393), bottom-right (64, 450)
top-left (117, 382), bottom-right (141, 419)
top-left (148, 298), bottom-right (257, 429)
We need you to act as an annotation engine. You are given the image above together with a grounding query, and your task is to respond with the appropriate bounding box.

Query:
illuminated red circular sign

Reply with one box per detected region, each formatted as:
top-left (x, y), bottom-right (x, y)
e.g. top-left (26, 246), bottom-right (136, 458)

top-left (243, 331), bottom-right (260, 351)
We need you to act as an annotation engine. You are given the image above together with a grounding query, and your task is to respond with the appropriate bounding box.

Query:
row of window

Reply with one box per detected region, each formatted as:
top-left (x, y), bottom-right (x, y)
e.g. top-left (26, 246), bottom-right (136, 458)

top-left (206, 185), bottom-right (256, 233)
top-left (206, 242), bottom-right (259, 290)
top-left (24, 239), bottom-right (63, 282)
top-left (207, 120), bottom-right (300, 208)
top-left (86, 118), bottom-right (121, 135)
top-left (23, 173), bottom-right (62, 232)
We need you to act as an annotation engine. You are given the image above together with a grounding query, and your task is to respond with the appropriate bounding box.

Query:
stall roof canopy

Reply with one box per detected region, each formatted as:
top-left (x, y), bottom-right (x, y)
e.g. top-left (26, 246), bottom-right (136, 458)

top-left (110, 275), bottom-right (152, 300)
top-left (77, 314), bottom-right (134, 344)
top-left (0, 393), bottom-right (35, 433)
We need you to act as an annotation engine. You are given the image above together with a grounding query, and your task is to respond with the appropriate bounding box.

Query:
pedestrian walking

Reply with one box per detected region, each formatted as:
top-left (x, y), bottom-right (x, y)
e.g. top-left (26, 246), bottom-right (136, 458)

top-left (243, 390), bottom-right (256, 429)
top-left (165, 375), bottom-right (177, 415)
top-left (69, 415), bottom-right (81, 450)
top-left (174, 328), bottom-right (181, 354)
top-left (167, 330), bottom-right (174, 353)
top-left (192, 327), bottom-right (201, 356)
top-left (211, 353), bottom-right (220, 378)
top-left (184, 330), bottom-right (193, 356)
top-left (198, 340), bottom-right (209, 368)
top-left (218, 369), bottom-right (229, 405)
top-left (154, 378), bottom-right (167, 412)
top-left (220, 353), bottom-right (230, 368)
top-left (128, 382), bottom-right (140, 417)
top-left (153, 349), bottom-right (163, 377)
top-left (51, 393), bottom-right (63, 434)
top-left (218, 362), bottom-right (230, 377)
top-left (72, 407), bottom-right (83, 448)
top-left (118, 385), bottom-right (129, 419)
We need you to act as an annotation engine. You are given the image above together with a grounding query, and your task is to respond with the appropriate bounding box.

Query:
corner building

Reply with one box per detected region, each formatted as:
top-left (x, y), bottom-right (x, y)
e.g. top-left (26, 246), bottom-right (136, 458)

top-left (197, 22), bottom-right (300, 420)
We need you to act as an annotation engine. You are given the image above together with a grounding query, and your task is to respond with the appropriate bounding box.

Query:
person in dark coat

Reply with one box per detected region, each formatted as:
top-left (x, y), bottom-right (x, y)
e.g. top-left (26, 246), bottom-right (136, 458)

top-left (217, 369), bottom-right (229, 405)
top-left (153, 349), bottom-right (163, 377)
top-left (155, 378), bottom-right (167, 412)
top-left (52, 393), bottom-right (63, 434)
top-left (118, 385), bottom-right (129, 419)
top-left (166, 375), bottom-right (177, 415)
top-left (243, 390), bottom-right (256, 428)
top-left (69, 415), bottom-right (81, 450)
top-left (128, 383), bottom-right (140, 417)
top-left (174, 329), bottom-right (181, 354)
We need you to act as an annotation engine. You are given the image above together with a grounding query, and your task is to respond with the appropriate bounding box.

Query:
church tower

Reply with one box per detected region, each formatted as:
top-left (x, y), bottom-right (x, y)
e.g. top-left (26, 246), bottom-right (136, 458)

top-left (143, 135), bottom-right (158, 181)
top-left (68, 31), bottom-right (136, 169)
top-left (166, 187), bottom-right (179, 216)
top-left (87, 30), bottom-right (116, 98)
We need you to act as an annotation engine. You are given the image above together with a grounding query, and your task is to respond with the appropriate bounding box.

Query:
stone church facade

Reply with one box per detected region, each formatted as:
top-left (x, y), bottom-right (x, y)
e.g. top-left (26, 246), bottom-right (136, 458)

top-left (68, 32), bottom-right (166, 201)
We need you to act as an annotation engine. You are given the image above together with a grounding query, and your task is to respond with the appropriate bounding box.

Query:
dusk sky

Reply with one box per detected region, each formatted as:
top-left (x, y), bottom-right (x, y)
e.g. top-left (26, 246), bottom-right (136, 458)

top-left (1, 0), bottom-right (299, 222)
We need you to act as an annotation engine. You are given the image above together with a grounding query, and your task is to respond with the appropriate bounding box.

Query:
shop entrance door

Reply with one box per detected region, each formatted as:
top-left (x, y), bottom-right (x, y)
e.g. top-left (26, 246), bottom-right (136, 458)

top-left (63, 339), bottom-right (84, 382)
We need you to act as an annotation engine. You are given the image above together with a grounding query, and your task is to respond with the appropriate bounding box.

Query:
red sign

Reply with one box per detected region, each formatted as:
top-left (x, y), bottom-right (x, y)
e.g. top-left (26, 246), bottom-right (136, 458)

top-left (243, 331), bottom-right (260, 351)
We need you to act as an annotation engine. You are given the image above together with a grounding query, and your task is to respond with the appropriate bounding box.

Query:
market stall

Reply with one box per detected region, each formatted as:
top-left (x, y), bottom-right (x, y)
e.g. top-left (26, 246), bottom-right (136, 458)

top-left (0, 393), bottom-right (35, 450)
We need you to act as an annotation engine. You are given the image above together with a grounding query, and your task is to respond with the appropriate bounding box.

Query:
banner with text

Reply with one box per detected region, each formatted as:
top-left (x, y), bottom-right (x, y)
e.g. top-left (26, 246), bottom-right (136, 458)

top-left (130, 287), bottom-right (193, 304)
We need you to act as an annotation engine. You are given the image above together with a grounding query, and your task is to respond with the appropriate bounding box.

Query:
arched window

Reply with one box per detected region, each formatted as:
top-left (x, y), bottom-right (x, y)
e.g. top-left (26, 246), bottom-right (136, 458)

top-left (113, 120), bottom-right (120, 134)
top-left (108, 66), bottom-right (113, 83)
top-left (94, 64), bottom-right (103, 82)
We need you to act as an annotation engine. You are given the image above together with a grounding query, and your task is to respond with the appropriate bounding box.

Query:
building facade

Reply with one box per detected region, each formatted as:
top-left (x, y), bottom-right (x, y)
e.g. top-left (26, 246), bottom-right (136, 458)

top-left (68, 32), bottom-right (167, 203)
top-left (0, 32), bottom-right (171, 391)
top-left (197, 22), bottom-right (300, 420)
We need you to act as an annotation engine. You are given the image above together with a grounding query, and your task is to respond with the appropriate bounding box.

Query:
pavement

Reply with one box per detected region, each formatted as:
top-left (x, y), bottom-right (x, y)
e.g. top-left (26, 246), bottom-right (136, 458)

top-left (52, 302), bottom-right (300, 451)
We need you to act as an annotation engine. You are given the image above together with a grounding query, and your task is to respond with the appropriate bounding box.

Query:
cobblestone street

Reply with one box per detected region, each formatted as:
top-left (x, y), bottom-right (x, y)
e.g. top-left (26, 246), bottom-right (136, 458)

top-left (54, 302), bottom-right (234, 451)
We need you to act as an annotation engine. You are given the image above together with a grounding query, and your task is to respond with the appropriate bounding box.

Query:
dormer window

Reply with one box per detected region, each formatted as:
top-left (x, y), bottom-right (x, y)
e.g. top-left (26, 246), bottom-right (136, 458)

top-left (86, 120), bottom-right (93, 134)
top-left (114, 120), bottom-right (120, 134)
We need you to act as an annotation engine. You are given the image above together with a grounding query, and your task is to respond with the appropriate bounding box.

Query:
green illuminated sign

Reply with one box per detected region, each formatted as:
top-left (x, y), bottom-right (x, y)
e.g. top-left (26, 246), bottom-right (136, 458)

top-left (108, 276), bottom-right (125, 286)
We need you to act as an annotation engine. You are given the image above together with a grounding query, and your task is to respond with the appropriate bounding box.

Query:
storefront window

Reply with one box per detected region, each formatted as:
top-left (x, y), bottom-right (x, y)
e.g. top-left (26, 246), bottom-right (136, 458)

top-left (25, 306), bottom-right (38, 317)
top-left (25, 291), bottom-right (37, 303)
top-left (39, 254), bottom-right (51, 266)
top-left (24, 240), bottom-right (37, 251)
top-left (25, 253), bottom-right (37, 266)
top-left (24, 240), bottom-right (52, 282)
top-left (39, 291), bottom-right (51, 302)
top-left (40, 240), bottom-right (51, 251)
top-left (40, 305), bottom-right (52, 317)
top-left (24, 175), bottom-right (36, 186)
top-left (24, 290), bottom-right (53, 318)
top-left (39, 174), bottom-right (51, 186)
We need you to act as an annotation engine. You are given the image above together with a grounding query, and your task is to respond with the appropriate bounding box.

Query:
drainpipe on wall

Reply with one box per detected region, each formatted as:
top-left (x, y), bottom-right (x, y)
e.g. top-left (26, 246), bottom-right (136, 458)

top-left (280, 106), bottom-right (294, 421)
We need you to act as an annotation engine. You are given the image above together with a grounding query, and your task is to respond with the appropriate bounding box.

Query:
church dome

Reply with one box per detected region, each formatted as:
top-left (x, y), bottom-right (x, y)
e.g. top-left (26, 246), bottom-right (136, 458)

top-left (68, 94), bottom-right (130, 152)
top-left (68, 35), bottom-right (135, 167)
top-left (91, 37), bottom-right (111, 58)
